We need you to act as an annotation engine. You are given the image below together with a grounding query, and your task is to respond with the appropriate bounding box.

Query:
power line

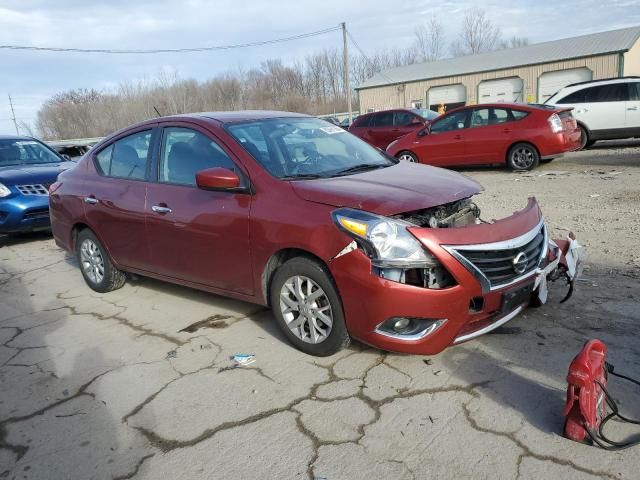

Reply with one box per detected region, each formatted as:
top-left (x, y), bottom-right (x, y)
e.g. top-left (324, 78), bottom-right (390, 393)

top-left (346, 29), bottom-right (396, 84)
top-left (0, 26), bottom-right (341, 54)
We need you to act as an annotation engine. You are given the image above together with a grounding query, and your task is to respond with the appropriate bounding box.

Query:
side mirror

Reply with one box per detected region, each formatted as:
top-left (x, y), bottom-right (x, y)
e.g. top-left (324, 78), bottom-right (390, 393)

top-left (196, 167), bottom-right (241, 191)
top-left (62, 154), bottom-right (72, 161)
top-left (417, 127), bottom-right (429, 137)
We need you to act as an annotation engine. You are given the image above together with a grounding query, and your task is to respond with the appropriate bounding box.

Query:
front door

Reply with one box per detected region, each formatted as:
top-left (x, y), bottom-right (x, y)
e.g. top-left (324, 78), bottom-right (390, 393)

top-left (367, 111), bottom-right (396, 149)
top-left (145, 124), bottom-right (253, 294)
top-left (416, 109), bottom-right (469, 166)
top-left (83, 128), bottom-right (155, 270)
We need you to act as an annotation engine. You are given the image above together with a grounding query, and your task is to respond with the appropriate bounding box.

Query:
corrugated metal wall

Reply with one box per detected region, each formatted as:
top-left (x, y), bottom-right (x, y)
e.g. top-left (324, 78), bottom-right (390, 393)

top-left (357, 54), bottom-right (620, 111)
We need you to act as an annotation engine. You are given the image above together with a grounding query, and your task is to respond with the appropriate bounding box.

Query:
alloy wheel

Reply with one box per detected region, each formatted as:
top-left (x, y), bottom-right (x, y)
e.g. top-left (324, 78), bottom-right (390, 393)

top-left (80, 239), bottom-right (105, 284)
top-left (279, 275), bottom-right (333, 344)
top-left (398, 153), bottom-right (416, 162)
top-left (511, 146), bottom-right (535, 170)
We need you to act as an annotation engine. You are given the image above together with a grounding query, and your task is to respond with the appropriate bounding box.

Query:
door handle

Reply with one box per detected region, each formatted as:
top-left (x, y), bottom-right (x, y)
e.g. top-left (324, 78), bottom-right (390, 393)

top-left (151, 205), bottom-right (172, 214)
top-left (84, 196), bottom-right (98, 205)
top-left (627, 106), bottom-right (638, 111)
top-left (503, 128), bottom-right (512, 133)
top-left (453, 135), bottom-right (463, 140)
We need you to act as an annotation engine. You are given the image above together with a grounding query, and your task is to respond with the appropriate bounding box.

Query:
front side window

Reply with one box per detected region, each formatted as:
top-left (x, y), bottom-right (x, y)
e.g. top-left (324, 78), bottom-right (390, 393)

top-left (394, 111), bottom-right (417, 126)
top-left (160, 127), bottom-right (236, 186)
top-left (583, 84), bottom-right (628, 103)
top-left (227, 117), bottom-right (395, 179)
top-left (430, 110), bottom-right (468, 133)
top-left (0, 139), bottom-right (61, 167)
top-left (96, 130), bottom-right (151, 180)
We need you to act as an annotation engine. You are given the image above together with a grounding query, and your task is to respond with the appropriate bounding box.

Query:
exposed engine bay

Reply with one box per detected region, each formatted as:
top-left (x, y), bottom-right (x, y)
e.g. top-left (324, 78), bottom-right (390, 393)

top-left (393, 197), bottom-right (481, 228)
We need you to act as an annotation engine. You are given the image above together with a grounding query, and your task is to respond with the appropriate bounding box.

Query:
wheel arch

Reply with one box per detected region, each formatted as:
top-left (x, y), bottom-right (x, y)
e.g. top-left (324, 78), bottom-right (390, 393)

top-left (262, 248), bottom-right (334, 306)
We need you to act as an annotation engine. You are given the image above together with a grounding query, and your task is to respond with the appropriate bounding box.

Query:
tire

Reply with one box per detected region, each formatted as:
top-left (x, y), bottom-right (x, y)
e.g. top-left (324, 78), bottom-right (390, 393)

top-left (396, 151), bottom-right (418, 163)
top-left (507, 142), bottom-right (540, 171)
top-left (578, 125), bottom-right (589, 150)
top-left (269, 257), bottom-right (350, 356)
top-left (76, 229), bottom-right (126, 293)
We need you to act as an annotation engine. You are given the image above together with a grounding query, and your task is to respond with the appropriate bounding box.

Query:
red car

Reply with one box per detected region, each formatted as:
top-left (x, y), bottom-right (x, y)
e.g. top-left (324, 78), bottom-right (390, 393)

top-left (50, 112), bottom-right (578, 357)
top-left (386, 103), bottom-right (580, 170)
top-left (348, 108), bottom-right (439, 150)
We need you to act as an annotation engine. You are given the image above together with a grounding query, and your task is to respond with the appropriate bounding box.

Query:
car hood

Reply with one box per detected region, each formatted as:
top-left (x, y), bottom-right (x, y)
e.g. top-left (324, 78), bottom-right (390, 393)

top-left (0, 163), bottom-right (70, 185)
top-left (290, 162), bottom-right (483, 216)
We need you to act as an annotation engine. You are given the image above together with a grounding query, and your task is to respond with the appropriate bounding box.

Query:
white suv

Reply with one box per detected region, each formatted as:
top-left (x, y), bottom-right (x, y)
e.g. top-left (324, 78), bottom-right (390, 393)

top-left (545, 77), bottom-right (640, 149)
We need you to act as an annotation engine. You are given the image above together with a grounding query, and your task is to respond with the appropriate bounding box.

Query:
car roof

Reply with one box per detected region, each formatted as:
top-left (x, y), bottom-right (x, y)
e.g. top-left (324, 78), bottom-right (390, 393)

top-left (182, 110), bottom-right (310, 124)
top-left (0, 135), bottom-right (38, 141)
top-left (563, 76), bottom-right (640, 89)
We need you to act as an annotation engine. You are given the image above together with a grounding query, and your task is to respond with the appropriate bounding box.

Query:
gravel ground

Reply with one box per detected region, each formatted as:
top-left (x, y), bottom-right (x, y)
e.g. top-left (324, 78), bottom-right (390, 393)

top-left (0, 142), bottom-right (639, 480)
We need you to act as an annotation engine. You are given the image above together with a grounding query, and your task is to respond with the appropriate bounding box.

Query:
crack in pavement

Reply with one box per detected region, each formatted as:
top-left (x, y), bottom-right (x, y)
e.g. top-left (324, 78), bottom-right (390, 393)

top-left (461, 402), bottom-right (620, 480)
top-left (112, 453), bottom-right (155, 480)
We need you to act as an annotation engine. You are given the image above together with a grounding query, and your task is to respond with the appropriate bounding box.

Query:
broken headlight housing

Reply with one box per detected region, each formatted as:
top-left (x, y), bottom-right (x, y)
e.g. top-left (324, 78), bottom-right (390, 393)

top-left (332, 208), bottom-right (455, 289)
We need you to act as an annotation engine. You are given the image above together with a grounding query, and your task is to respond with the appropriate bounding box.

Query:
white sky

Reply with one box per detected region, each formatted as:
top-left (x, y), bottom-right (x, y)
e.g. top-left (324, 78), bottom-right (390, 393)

top-left (1, 0), bottom-right (639, 135)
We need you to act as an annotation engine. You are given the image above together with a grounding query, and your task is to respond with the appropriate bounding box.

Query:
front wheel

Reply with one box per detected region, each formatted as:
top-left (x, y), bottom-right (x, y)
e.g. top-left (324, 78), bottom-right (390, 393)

top-left (76, 229), bottom-right (126, 293)
top-left (396, 151), bottom-right (418, 163)
top-left (269, 257), bottom-right (350, 356)
top-left (507, 143), bottom-right (539, 171)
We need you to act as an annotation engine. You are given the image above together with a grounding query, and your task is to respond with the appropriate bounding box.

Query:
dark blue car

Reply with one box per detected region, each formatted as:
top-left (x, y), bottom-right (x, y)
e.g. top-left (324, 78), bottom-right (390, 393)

top-left (0, 136), bottom-right (72, 233)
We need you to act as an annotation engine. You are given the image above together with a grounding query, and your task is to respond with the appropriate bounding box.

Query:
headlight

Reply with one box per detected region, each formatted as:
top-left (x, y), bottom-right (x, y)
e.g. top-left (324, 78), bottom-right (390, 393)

top-left (332, 208), bottom-right (436, 268)
top-left (0, 183), bottom-right (11, 198)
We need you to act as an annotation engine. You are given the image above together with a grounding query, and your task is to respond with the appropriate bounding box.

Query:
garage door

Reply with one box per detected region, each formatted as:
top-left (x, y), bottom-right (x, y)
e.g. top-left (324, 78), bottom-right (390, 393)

top-left (427, 84), bottom-right (466, 111)
top-left (538, 68), bottom-right (592, 103)
top-left (478, 77), bottom-right (524, 103)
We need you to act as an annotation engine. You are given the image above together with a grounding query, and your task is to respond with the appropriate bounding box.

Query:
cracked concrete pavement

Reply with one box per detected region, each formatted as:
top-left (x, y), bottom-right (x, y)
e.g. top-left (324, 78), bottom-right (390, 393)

top-left (1, 143), bottom-right (640, 479)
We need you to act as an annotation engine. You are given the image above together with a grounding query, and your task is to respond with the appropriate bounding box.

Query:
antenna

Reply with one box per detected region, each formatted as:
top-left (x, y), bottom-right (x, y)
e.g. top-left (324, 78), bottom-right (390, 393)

top-left (8, 94), bottom-right (19, 135)
top-left (153, 106), bottom-right (162, 117)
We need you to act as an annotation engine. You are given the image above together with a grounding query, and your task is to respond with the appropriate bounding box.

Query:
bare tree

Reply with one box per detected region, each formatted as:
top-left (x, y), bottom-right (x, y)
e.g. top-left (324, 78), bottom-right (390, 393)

top-left (499, 36), bottom-right (530, 49)
top-left (450, 8), bottom-right (502, 57)
top-left (413, 15), bottom-right (444, 62)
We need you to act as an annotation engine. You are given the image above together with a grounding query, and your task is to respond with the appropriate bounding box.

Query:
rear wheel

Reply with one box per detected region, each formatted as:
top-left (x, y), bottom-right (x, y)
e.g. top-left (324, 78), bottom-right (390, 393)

top-left (578, 125), bottom-right (590, 150)
top-left (397, 151), bottom-right (418, 163)
top-left (76, 229), bottom-right (126, 293)
top-left (269, 257), bottom-right (350, 356)
top-left (507, 143), bottom-right (539, 171)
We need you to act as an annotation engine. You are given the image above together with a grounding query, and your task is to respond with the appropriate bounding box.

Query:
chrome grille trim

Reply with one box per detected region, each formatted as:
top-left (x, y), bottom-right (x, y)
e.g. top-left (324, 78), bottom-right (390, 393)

top-left (16, 184), bottom-right (50, 196)
top-left (443, 219), bottom-right (547, 293)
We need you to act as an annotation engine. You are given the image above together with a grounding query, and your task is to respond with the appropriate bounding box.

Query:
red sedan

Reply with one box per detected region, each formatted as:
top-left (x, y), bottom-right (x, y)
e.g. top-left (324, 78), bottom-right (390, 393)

top-left (386, 103), bottom-right (580, 170)
top-left (50, 111), bottom-right (578, 356)
top-left (348, 108), bottom-right (439, 150)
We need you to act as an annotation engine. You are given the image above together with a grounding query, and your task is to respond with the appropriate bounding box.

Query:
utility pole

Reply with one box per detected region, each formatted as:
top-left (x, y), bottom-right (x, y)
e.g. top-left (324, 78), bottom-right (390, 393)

top-left (8, 94), bottom-right (19, 135)
top-left (341, 22), bottom-right (352, 123)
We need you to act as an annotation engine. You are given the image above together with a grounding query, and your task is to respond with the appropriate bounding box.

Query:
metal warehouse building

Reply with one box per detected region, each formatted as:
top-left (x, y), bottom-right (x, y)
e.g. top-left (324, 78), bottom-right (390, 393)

top-left (356, 26), bottom-right (640, 112)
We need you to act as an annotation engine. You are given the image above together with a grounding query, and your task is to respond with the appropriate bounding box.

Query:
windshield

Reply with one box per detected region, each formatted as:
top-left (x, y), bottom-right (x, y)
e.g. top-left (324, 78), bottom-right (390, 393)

top-left (0, 139), bottom-right (62, 167)
top-left (412, 109), bottom-right (440, 121)
top-left (227, 117), bottom-right (396, 179)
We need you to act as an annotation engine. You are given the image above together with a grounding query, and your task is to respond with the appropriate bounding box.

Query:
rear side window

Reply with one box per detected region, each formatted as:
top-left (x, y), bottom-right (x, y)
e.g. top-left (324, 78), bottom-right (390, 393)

top-left (160, 127), bottom-right (237, 186)
top-left (629, 82), bottom-right (640, 101)
top-left (510, 110), bottom-right (529, 120)
top-left (372, 111), bottom-right (394, 127)
top-left (469, 108), bottom-right (512, 128)
top-left (95, 130), bottom-right (152, 180)
top-left (353, 115), bottom-right (372, 128)
top-left (557, 89), bottom-right (586, 104)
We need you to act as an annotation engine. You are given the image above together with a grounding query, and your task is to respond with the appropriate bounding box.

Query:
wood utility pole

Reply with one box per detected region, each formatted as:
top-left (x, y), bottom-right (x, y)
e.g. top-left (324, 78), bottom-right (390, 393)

top-left (341, 22), bottom-right (352, 123)
top-left (8, 94), bottom-right (19, 135)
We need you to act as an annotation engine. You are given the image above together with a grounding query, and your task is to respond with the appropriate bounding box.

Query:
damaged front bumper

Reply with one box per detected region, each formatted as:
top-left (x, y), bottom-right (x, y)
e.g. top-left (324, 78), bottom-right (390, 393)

top-left (329, 198), bottom-right (584, 355)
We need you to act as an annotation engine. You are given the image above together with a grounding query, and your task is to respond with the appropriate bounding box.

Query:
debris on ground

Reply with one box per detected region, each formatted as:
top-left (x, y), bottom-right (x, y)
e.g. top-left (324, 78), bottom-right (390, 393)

top-left (166, 350), bottom-right (177, 359)
top-left (218, 353), bottom-right (257, 373)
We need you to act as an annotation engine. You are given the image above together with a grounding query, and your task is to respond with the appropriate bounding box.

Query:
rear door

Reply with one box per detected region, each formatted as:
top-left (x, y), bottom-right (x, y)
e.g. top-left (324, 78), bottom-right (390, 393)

top-left (414, 109), bottom-right (469, 166)
top-left (84, 127), bottom-right (156, 270)
top-left (144, 123), bottom-right (253, 294)
top-left (462, 107), bottom-right (515, 164)
top-left (625, 81), bottom-right (640, 130)
top-left (367, 111), bottom-right (396, 149)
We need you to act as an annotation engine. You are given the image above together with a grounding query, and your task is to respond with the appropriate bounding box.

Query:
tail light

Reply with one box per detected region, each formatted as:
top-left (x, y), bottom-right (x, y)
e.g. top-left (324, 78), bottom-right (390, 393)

top-left (548, 113), bottom-right (563, 133)
top-left (49, 182), bottom-right (62, 194)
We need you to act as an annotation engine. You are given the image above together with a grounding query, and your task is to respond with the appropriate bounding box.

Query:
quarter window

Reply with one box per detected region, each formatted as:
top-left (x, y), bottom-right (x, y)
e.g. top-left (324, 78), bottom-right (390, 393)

top-left (95, 130), bottom-right (151, 180)
top-left (511, 110), bottom-right (529, 120)
top-left (430, 111), bottom-right (468, 133)
top-left (160, 127), bottom-right (237, 186)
